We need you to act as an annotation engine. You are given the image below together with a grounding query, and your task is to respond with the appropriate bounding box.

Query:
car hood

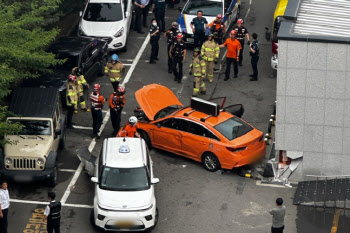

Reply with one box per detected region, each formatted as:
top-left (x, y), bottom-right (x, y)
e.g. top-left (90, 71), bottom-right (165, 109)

top-left (81, 20), bottom-right (123, 37)
top-left (135, 84), bottom-right (183, 121)
top-left (97, 188), bottom-right (153, 210)
top-left (4, 135), bottom-right (53, 157)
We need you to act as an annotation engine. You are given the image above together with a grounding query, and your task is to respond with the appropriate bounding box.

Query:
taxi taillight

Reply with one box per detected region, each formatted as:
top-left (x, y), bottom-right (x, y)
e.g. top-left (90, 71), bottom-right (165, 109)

top-left (226, 146), bottom-right (247, 153)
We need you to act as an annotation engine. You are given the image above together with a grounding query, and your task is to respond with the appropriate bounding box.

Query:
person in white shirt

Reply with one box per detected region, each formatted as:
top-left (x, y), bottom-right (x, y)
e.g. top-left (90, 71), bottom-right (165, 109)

top-left (41, 192), bottom-right (61, 233)
top-left (0, 180), bottom-right (10, 233)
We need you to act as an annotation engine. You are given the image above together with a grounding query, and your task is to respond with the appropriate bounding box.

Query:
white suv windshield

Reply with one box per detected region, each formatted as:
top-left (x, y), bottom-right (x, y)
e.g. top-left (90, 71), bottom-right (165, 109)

top-left (8, 120), bottom-right (52, 136)
top-left (84, 3), bottom-right (123, 22)
top-left (100, 166), bottom-right (150, 191)
top-left (183, 0), bottom-right (222, 16)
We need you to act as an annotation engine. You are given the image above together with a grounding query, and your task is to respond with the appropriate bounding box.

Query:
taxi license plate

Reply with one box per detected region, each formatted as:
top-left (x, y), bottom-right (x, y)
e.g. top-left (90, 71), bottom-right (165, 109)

top-left (115, 221), bottom-right (134, 228)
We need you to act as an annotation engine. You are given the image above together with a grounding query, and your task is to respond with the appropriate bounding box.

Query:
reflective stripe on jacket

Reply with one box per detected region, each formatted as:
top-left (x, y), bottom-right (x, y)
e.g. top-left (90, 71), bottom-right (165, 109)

top-left (189, 55), bottom-right (206, 77)
top-left (201, 40), bottom-right (220, 61)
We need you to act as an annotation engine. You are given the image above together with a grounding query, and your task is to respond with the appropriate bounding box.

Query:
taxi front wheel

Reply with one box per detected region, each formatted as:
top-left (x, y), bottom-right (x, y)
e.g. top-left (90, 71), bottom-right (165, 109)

top-left (202, 152), bottom-right (220, 172)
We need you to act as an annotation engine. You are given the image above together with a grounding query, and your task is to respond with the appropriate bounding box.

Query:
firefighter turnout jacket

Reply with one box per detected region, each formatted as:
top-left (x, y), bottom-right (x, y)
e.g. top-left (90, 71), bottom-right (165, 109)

top-left (190, 55), bottom-right (206, 77)
top-left (201, 40), bottom-right (220, 61)
top-left (66, 82), bottom-right (78, 107)
top-left (76, 75), bottom-right (88, 94)
top-left (105, 61), bottom-right (125, 83)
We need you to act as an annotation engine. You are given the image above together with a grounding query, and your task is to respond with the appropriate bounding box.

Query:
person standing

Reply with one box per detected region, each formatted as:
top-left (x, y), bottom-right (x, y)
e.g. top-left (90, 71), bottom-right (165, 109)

top-left (219, 30), bottom-right (241, 81)
top-left (134, 0), bottom-right (145, 34)
top-left (0, 181), bottom-right (9, 233)
top-left (105, 54), bottom-right (125, 92)
top-left (201, 33), bottom-right (220, 83)
top-left (141, 0), bottom-right (150, 28)
top-left (169, 33), bottom-right (187, 83)
top-left (42, 192), bottom-right (61, 233)
top-left (269, 198), bottom-right (286, 233)
top-left (249, 33), bottom-right (259, 81)
top-left (164, 22), bottom-right (180, 73)
top-left (109, 87), bottom-right (126, 136)
top-left (72, 67), bottom-right (90, 112)
top-left (152, 0), bottom-right (166, 32)
top-left (90, 84), bottom-right (105, 139)
top-left (190, 10), bottom-right (208, 48)
top-left (234, 19), bottom-right (250, 66)
top-left (189, 47), bottom-right (206, 96)
top-left (66, 75), bottom-right (78, 129)
top-left (209, 14), bottom-right (226, 44)
top-left (149, 19), bottom-right (160, 64)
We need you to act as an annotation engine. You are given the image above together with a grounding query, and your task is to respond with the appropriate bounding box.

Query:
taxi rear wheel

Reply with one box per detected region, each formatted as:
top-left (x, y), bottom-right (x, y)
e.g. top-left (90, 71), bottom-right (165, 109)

top-left (202, 152), bottom-right (220, 172)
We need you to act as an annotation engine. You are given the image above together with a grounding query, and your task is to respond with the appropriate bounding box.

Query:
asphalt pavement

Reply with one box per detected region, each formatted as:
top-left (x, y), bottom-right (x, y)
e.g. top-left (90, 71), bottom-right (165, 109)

top-left (7, 0), bottom-right (350, 233)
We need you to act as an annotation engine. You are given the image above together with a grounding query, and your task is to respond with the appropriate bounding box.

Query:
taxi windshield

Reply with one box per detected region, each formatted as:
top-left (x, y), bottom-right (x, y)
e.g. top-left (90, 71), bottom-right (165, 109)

top-left (214, 117), bottom-right (253, 141)
top-left (183, 0), bottom-right (222, 16)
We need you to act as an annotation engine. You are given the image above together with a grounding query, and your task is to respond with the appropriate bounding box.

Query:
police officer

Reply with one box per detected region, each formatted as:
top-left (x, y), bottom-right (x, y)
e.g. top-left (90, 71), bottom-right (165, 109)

top-left (164, 22), bottom-right (180, 73)
top-left (42, 192), bottom-right (61, 233)
top-left (190, 10), bottom-right (208, 48)
top-left (105, 54), bottom-right (125, 92)
top-left (234, 19), bottom-right (250, 66)
top-left (109, 87), bottom-right (126, 136)
top-left (90, 84), bottom-right (105, 139)
top-left (209, 14), bottom-right (226, 44)
top-left (152, 0), bottom-right (166, 32)
top-left (249, 33), bottom-right (259, 81)
top-left (169, 33), bottom-right (187, 83)
top-left (66, 75), bottom-right (78, 129)
top-left (72, 67), bottom-right (90, 113)
top-left (134, 0), bottom-right (145, 34)
top-left (201, 34), bottom-right (220, 83)
top-left (150, 19), bottom-right (160, 64)
top-left (189, 48), bottom-right (206, 96)
top-left (142, 0), bottom-right (151, 28)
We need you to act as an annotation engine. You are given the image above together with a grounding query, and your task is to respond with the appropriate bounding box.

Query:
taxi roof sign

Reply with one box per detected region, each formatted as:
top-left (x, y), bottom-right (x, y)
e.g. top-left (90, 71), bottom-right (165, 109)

top-left (190, 97), bottom-right (220, 117)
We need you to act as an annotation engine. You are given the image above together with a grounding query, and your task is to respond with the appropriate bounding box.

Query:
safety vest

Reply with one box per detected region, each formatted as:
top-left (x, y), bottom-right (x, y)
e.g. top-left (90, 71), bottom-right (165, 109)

top-left (76, 75), bottom-right (87, 93)
top-left (117, 124), bottom-right (137, 137)
top-left (90, 92), bottom-right (102, 109)
top-left (105, 62), bottom-right (124, 83)
top-left (48, 201), bottom-right (61, 221)
top-left (201, 40), bottom-right (220, 61)
top-left (66, 83), bottom-right (77, 106)
top-left (190, 55), bottom-right (206, 77)
top-left (210, 21), bottom-right (225, 38)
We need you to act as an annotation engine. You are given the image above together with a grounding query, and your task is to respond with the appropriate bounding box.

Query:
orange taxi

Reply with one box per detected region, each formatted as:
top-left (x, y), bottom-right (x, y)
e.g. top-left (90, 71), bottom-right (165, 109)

top-left (134, 84), bottom-right (266, 172)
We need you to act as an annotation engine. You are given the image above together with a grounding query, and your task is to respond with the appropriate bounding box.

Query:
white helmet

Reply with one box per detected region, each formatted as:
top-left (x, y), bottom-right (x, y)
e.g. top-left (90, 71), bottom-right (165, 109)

top-left (129, 116), bottom-right (138, 125)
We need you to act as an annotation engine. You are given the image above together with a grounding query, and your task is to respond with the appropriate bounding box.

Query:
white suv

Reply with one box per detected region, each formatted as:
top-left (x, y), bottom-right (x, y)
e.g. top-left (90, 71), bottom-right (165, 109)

top-left (90, 137), bottom-right (159, 231)
top-left (79, 0), bottom-right (133, 51)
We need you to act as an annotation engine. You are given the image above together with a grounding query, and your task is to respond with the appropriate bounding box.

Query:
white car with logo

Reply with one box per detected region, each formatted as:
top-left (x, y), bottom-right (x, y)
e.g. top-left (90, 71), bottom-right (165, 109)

top-left (90, 138), bottom-right (159, 231)
top-left (78, 0), bottom-right (133, 51)
top-left (177, 0), bottom-right (241, 44)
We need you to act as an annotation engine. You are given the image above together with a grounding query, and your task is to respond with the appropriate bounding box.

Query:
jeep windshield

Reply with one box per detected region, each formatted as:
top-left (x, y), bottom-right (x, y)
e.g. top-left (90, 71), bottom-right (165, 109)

top-left (8, 120), bottom-right (52, 136)
top-left (214, 117), bottom-right (253, 141)
top-left (183, 0), bottom-right (222, 16)
top-left (84, 3), bottom-right (123, 22)
top-left (100, 166), bottom-right (150, 191)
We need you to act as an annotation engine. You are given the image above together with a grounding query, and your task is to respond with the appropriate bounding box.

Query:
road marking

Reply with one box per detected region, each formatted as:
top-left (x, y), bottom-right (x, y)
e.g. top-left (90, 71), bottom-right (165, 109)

top-left (73, 125), bottom-right (93, 130)
top-left (58, 168), bottom-right (77, 173)
top-left (123, 63), bottom-right (132, 66)
top-left (244, 0), bottom-right (253, 21)
top-left (10, 199), bottom-right (93, 208)
top-left (331, 209), bottom-right (341, 233)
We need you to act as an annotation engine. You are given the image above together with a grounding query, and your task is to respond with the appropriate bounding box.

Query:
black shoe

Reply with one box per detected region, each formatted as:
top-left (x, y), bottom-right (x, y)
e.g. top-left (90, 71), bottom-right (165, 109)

top-left (66, 125), bottom-right (74, 129)
top-left (155, 58), bottom-right (159, 60)
top-left (168, 69), bottom-right (172, 73)
top-left (138, 31), bottom-right (145, 34)
top-left (224, 77), bottom-right (229, 81)
top-left (249, 74), bottom-right (254, 77)
top-left (150, 61), bottom-right (156, 64)
top-left (143, 24), bottom-right (148, 28)
top-left (234, 74), bottom-right (238, 78)
top-left (249, 78), bottom-right (258, 81)
top-left (178, 79), bottom-right (182, 83)
top-left (239, 63), bottom-right (242, 66)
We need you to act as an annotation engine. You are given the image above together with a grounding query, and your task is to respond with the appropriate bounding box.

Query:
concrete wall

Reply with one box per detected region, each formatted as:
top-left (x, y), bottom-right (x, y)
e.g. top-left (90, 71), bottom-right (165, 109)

top-left (275, 40), bottom-right (350, 181)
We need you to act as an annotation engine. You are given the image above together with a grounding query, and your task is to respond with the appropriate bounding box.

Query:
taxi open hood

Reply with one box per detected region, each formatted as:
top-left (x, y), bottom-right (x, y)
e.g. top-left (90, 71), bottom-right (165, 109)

top-left (135, 84), bottom-right (183, 121)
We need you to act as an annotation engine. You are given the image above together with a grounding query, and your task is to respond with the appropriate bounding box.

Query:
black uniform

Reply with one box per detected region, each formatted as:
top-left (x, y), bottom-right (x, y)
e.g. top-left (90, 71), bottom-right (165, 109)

top-left (234, 26), bottom-right (249, 65)
top-left (142, 0), bottom-right (151, 27)
top-left (171, 41), bottom-right (186, 83)
top-left (47, 201), bottom-right (61, 233)
top-left (166, 27), bottom-right (180, 72)
top-left (150, 24), bottom-right (160, 62)
top-left (191, 17), bottom-right (208, 48)
top-left (153, 0), bottom-right (166, 32)
top-left (250, 39), bottom-right (259, 80)
top-left (134, 0), bottom-right (144, 33)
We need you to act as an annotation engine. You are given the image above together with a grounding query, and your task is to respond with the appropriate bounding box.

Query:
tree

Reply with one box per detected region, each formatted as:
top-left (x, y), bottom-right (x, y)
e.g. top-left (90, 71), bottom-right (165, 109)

top-left (0, 0), bottom-right (63, 146)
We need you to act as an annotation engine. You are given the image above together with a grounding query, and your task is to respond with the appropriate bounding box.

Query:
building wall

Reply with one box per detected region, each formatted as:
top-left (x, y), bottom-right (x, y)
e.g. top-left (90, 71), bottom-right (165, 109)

top-left (275, 40), bottom-right (350, 181)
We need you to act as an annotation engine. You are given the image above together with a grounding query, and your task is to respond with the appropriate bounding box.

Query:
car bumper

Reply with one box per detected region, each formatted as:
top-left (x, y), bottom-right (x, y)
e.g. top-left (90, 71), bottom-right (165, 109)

top-left (93, 203), bottom-right (156, 231)
top-left (232, 143), bottom-right (266, 168)
top-left (271, 55), bottom-right (278, 70)
top-left (107, 34), bottom-right (127, 51)
top-left (0, 168), bottom-right (54, 183)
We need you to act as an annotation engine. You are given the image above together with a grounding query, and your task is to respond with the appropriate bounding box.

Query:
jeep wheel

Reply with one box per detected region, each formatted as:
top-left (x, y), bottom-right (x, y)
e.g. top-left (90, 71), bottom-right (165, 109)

top-left (47, 166), bottom-right (58, 187)
top-left (59, 130), bottom-right (66, 149)
top-left (202, 152), bottom-right (221, 172)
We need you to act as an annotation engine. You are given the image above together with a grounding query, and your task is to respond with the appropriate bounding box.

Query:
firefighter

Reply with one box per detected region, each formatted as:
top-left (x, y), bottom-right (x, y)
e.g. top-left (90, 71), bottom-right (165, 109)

top-left (169, 33), bottom-right (187, 83)
top-left (66, 75), bottom-right (78, 129)
top-left (234, 19), bottom-right (250, 66)
top-left (105, 54), bottom-right (125, 92)
top-left (72, 67), bottom-right (90, 113)
top-left (90, 84), bottom-right (105, 139)
top-left (209, 14), bottom-right (226, 44)
top-left (189, 47), bottom-right (206, 96)
top-left (109, 86), bottom-right (126, 136)
top-left (117, 116), bottom-right (140, 138)
top-left (164, 22), bottom-right (181, 73)
top-left (201, 33), bottom-right (220, 83)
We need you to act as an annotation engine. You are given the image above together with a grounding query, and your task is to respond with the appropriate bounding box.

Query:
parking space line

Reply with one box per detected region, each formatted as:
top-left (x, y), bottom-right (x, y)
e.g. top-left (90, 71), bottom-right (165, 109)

top-left (73, 125), bottom-right (93, 130)
top-left (10, 198), bottom-right (93, 208)
top-left (58, 169), bottom-right (76, 173)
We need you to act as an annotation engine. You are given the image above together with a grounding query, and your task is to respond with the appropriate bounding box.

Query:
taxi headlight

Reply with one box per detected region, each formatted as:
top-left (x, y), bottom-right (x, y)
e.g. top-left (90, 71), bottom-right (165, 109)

top-left (37, 158), bottom-right (45, 165)
top-left (5, 158), bottom-right (12, 164)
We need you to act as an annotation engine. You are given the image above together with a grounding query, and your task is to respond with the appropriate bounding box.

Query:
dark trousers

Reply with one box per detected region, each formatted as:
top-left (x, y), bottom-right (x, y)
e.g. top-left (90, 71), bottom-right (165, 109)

top-left (134, 7), bottom-right (143, 32)
top-left (0, 208), bottom-right (8, 233)
top-left (47, 219), bottom-right (60, 233)
top-left (142, 5), bottom-right (149, 26)
top-left (110, 108), bottom-right (122, 134)
top-left (91, 108), bottom-right (102, 135)
top-left (172, 57), bottom-right (183, 81)
top-left (251, 56), bottom-right (259, 79)
top-left (225, 57), bottom-right (238, 79)
top-left (194, 32), bottom-right (205, 48)
top-left (238, 41), bottom-right (244, 65)
top-left (271, 225), bottom-right (284, 233)
top-left (168, 0), bottom-right (174, 8)
top-left (154, 10), bottom-right (165, 31)
top-left (167, 44), bottom-right (172, 71)
top-left (66, 105), bottom-right (74, 127)
top-left (214, 37), bottom-right (223, 45)
top-left (111, 81), bottom-right (119, 93)
top-left (150, 38), bottom-right (159, 62)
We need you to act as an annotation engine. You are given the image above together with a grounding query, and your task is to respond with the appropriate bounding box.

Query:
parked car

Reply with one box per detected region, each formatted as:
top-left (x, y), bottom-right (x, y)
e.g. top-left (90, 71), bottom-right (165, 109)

top-left (21, 36), bottom-right (108, 105)
top-left (90, 137), bottom-right (159, 231)
top-left (1, 88), bottom-right (65, 186)
top-left (177, 0), bottom-right (241, 44)
top-left (134, 84), bottom-right (266, 172)
top-left (78, 0), bottom-right (133, 52)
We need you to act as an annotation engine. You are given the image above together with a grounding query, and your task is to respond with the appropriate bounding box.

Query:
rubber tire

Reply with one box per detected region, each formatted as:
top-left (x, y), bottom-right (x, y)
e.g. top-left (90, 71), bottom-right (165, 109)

top-left (202, 152), bottom-right (221, 172)
top-left (59, 130), bottom-right (66, 149)
top-left (47, 166), bottom-right (58, 187)
top-left (90, 209), bottom-right (96, 227)
top-left (121, 44), bottom-right (127, 52)
top-left (140, 130), bottom-right (152, 149)
top-left (99, 56), bottom-right (108, 76)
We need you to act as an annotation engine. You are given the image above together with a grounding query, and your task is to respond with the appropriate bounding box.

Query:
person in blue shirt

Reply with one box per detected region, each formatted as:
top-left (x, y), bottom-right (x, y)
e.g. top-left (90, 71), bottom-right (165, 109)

top-left (190, 10), bottom-right (208, 48)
